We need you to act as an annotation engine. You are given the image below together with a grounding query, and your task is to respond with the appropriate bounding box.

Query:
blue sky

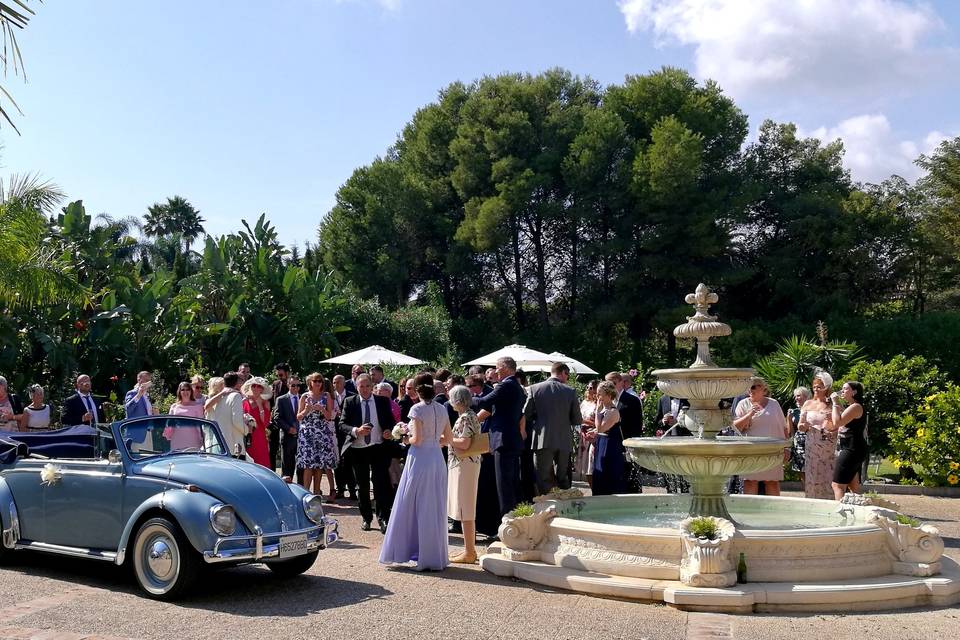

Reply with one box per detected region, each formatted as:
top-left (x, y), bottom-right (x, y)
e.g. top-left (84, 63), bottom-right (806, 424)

top-left (3, 0), bottom-right (959, 248)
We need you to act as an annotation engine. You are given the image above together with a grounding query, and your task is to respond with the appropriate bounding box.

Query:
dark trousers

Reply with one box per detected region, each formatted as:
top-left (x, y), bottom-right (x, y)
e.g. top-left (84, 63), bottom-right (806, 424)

top-left (280, 430), bottom-right (298, 478)
top-left (493, 449), bottom-right (521, 517)
top-left (350, 444), bottom-right (394, 524)
top-left (269, 427), bottom-right (280, 471)
top-left (335, 429), bottom-right (357, 495)
top-left (475, 452), bottom-right (501, 536)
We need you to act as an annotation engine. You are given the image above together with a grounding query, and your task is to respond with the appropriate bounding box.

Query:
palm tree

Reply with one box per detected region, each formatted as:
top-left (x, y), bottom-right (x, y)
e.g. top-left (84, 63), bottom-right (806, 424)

top-left (164, 195), bottom-right (205, 253)
top-left (0, 174), bottom-right (85, 307)
top-left (143, 201), bottom-right (172, 239)
top-left (1, 1), bottom-right (39, 134)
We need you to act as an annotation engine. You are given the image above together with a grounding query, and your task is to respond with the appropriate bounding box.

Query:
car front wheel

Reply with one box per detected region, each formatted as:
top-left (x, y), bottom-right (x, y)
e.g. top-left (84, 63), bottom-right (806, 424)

top-left (265, 550), bottom-right (319, 578)
top-left (131, 517), bottom-right (200, 599)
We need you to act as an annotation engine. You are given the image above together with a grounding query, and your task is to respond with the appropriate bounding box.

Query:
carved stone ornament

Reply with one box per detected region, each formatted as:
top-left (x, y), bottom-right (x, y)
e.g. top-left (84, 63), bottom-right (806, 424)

top-left (498, 506), bottom-right (557, 560)
top-left (869, 512), bottom-right (944, 576)
top-left (533, 488), bottom-right (584, 503)
top-left (678, 516), bottom-right (737, 587)
top-left (841, 492), bottom-right (901, 512)
top-left (673, 284), bottom-right (732, 368)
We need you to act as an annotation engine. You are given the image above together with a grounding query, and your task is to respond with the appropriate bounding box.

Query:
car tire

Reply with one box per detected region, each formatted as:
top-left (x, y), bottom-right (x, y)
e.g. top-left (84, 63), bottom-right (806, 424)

top-left (265, 550), bottom-right (319, 578)
top-left (131, 516), bottom-right (200, 599)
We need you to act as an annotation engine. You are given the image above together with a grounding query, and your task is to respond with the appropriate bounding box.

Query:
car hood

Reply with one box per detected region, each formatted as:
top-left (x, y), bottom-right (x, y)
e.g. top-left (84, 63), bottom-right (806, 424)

top-left (136, 455), bottom-right (307, 534)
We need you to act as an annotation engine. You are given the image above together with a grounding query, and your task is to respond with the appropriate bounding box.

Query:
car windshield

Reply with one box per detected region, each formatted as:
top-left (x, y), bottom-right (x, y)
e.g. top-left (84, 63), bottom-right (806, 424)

top-left (119, 417), bottom-right (227, 459)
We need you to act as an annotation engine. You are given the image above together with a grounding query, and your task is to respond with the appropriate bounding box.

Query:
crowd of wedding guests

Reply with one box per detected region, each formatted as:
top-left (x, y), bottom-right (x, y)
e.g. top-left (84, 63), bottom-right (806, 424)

top-left (0, 361), bottom-right (870, 571)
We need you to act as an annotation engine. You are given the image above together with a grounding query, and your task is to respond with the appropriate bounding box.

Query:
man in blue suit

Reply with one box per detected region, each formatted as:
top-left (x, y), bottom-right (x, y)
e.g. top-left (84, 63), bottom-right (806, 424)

top-left (124, 371), bottom-right (156, 419)
top-left (475, 356), bottom-right (526, 517)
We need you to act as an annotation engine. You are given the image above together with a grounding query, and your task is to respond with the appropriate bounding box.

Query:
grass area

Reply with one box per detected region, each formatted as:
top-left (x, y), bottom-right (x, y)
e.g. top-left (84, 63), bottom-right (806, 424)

top-left (867, 457), bottom-right (901, 482)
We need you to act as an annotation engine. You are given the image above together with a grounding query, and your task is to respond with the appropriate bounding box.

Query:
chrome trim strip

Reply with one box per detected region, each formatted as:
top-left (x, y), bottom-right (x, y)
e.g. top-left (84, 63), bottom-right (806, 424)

top-left (15, 540), bottom-right (117, 562)
top-left (203, 518), bottom-right (338, 564)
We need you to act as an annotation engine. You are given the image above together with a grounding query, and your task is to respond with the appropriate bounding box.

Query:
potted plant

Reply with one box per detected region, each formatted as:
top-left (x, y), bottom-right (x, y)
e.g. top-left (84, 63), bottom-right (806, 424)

top-left (679, 516), bottom-right (737, 587)
top-left (497, 502), bottom-right (557, 561)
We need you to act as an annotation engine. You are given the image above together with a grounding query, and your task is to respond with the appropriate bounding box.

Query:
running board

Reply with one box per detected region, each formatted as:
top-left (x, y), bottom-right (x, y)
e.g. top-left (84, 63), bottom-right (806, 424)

top-left (15, 540), bottom-right (118, 562)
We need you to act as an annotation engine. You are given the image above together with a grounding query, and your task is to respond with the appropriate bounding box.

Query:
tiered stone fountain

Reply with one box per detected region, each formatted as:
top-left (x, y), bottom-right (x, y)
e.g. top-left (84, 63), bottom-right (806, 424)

top-left (480, 284), bottom-right (959, 612)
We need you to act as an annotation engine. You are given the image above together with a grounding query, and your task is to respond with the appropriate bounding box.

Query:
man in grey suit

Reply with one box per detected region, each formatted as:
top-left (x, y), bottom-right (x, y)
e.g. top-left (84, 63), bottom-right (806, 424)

top-left (523, 362), bottom-right (582, 494)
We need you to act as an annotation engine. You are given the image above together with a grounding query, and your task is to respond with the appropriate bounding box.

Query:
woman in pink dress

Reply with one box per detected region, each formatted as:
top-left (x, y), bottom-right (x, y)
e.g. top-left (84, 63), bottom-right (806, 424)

top-left (164, 382), bottom-right (205, 449)
top-left (242, 376), bottom-right (272, 468)
top-left (733, 377), bottom-right (787, 495)
top-left (798, 371), bottom-right (837, 500)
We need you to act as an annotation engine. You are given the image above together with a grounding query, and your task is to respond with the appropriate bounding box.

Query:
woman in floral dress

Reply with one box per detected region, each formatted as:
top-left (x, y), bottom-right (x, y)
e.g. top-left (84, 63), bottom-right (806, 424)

top-left (799, 371), bottom-right (837, 500)
top-left (297, 372), bottom-right (338, 501)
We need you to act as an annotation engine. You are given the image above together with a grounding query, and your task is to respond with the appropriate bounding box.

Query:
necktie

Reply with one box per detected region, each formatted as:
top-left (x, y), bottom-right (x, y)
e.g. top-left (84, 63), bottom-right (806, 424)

top-left (362, 398), bottom-right (371, 444)
top-left (84, 395), bottom-right (96, 423)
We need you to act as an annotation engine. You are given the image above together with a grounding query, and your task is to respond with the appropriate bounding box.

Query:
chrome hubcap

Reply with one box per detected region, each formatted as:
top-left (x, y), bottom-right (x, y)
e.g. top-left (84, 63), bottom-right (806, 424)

top-left (147, 539), bottom-right (174, 579)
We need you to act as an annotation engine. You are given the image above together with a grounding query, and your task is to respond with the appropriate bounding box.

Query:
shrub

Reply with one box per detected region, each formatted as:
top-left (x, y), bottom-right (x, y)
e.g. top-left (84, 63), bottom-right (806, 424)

top-left (510, 503), bottom-right (535, 518)
top-left (891, 383), bottom-right (960, 486)
top-left (896, 514), bottom-right (921, 527)
top-left (687, 517), bottom-right (719, 540)
top-left (846, 355), bottom-right (948, 456)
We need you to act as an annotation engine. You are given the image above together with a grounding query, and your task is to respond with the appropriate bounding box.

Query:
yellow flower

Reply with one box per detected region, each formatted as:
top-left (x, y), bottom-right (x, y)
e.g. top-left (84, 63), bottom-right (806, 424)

top-left (925, 394), bottom-right (939, 403)
top-left (892, 459), bottom-right (903, 468)
top-left (948, 474), bottom-right (959, 485)
top-left (916, 428), bottom-right (925, 437)
top-left (950, 461), bottom-right (960, 471)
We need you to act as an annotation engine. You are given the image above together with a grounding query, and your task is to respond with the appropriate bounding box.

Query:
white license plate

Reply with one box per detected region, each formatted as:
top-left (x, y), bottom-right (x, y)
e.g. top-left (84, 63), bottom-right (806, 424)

top-left (277, 533), bottom-right (309, 559)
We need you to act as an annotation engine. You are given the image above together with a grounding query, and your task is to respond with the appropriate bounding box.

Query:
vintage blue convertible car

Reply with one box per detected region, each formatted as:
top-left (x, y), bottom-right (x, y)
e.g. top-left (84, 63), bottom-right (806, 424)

top-left (0, 416), bottom-right (339, 599)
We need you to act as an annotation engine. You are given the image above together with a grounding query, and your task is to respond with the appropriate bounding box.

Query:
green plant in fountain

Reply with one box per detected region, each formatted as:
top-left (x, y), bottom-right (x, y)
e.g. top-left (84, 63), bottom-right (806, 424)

top-left (687, 517), bottom-right (719, 540)
top-left (895, 514), bottom-right (921, 527)
top-left (510, 503), bottom-right (535, 518)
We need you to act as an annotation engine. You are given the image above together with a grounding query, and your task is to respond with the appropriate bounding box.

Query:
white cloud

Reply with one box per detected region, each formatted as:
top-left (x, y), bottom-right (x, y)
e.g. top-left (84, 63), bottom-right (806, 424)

top-left (618, 0), bottom-right (953, 99)
top-left (799, 114), bottom-right (950, 182)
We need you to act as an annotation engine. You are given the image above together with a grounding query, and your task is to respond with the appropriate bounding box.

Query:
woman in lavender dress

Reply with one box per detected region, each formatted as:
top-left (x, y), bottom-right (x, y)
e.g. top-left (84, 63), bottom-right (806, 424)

top-left (379, 373), bottom-right (452, 571)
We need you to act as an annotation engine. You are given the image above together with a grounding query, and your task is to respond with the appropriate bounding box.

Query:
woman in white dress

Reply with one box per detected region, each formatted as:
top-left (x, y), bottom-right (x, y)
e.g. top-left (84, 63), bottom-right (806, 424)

top-left (21, 384), bottom-right (51, 430)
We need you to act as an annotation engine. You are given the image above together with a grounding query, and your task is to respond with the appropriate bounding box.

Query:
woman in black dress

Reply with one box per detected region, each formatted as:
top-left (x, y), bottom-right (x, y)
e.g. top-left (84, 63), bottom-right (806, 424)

top-left (830, 381), bottom-right (867, 500)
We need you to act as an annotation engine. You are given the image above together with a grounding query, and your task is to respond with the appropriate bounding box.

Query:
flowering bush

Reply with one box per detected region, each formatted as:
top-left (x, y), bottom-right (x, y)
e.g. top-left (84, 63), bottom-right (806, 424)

top-left (891, 383), bottom-right (960, 486)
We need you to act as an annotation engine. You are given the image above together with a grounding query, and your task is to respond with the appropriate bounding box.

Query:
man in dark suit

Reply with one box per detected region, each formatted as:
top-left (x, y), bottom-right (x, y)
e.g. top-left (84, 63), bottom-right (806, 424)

top-left (273, 375), bottom-right (301, 480)
top-left (524, 362), bottom-right (582, 494)
top-left (62, 374), bottom-right (104, 426)
top-left (606, 371), bottom-right (645, 493)
top-left (344, 364), bottom-right (364, 396)
top-left (339, 373), bottom-right (401, 533)
top-left (655, 394), bottom-right (690, 432)
top-left (369, 365), bottom-right (398, 400)
top-left (605, 372), bottom-right (644, 439)
top-left (332, 374), bottom-right (357, 500)
top-left (475, 357), bottom-right (526, 517)
top-left (269, 362), bottom-right (291, 471)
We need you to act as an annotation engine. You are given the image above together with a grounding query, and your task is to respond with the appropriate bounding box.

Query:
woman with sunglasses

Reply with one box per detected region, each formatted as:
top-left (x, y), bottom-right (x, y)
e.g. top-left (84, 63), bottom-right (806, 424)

top-left (165, 381), bottom-right (205, 450)
top-left (732, 377), bottom-right (787, 495)
top-left (296, 372), bottom-right (338, 501)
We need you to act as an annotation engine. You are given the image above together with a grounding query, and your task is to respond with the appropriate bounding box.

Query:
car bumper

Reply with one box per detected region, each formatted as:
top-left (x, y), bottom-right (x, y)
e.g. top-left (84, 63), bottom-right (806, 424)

top-left (202, 516), bottom-right (339, 564)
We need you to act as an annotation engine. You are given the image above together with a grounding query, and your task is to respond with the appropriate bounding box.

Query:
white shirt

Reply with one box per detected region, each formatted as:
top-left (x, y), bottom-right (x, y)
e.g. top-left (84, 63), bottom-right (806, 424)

top-left (351, 394), bottom-right (383, 448)
top-left (80, 393), bottom-right (100, 423)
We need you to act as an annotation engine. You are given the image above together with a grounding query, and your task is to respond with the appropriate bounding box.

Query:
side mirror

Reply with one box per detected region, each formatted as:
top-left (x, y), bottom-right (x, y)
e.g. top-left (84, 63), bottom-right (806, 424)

top-left (108, 449), bottom-right (122, 464)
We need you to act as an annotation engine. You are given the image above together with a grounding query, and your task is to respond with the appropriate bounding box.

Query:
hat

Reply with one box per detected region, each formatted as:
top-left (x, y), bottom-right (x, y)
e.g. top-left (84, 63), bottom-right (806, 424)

top-left (242, 376), bottom-right (273, 400)
top-left (812, 370), bottom-right (833, 390)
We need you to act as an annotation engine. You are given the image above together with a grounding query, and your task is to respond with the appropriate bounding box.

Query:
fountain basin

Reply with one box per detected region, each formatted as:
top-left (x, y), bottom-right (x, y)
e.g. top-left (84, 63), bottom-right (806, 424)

top-left (625, 436), bottom-right (789, 477)
top-left (652, 367), bottom-right (753, 407)
top-left (480, 494), bottom-right (960, 612)
top-left (624, 436), bottom-right (790, 520)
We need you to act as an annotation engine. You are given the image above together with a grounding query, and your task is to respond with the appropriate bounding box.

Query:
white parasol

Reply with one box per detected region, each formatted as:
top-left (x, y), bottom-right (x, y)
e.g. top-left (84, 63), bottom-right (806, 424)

top-left (321, 345), bottom-right (425, 366)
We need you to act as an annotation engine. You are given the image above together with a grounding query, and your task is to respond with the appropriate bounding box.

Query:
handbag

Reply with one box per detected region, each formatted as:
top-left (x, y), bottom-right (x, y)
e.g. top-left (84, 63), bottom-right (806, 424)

top-left (458, 431), bottom-right (490, 458)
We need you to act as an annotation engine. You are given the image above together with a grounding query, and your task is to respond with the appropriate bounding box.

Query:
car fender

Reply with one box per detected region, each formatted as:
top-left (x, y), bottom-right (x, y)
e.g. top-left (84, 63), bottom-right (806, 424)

top-left (0, 478), bottom-right (19, 548)
top-left (116, 489), bottom-right (228, 565)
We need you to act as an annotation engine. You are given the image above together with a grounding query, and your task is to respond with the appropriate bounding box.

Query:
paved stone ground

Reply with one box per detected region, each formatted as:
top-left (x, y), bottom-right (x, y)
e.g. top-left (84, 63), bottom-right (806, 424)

top-left (0, 490), bottom-right (956, 640)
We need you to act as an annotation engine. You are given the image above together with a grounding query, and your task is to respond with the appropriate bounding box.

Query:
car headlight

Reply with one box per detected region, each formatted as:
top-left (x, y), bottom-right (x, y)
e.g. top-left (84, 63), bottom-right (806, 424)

top-left (302, 494), bottom-right (324, 524)
top-left (209, 504), bottom-right (237, 536)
